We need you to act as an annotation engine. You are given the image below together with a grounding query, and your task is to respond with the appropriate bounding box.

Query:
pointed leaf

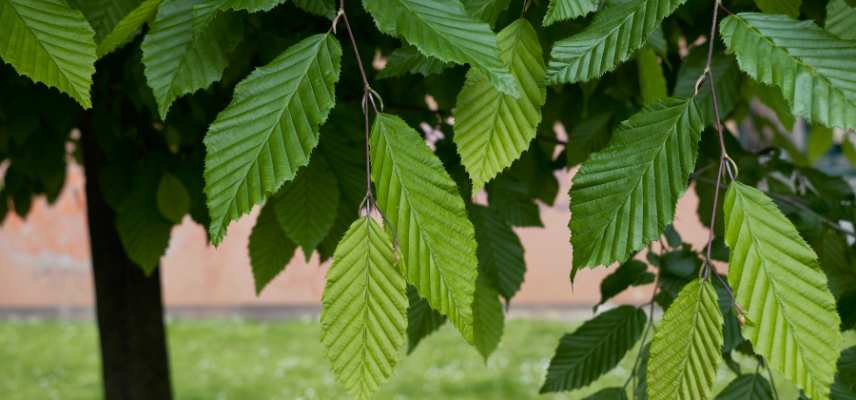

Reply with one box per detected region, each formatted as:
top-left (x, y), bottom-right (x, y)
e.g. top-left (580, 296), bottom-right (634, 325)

top-left (0, 0), bottom-right (96, 107)
top-left (647, 279), bottom-right (724, 400)
top-left (540, 305), bottom-right (646, 393)
top-left (204, 33), bottom-right (341, 244)
top-left (406, 285), bottom-right (446, 353)
top-left (724, 181), bottom-right (842, 400)
top-left (472, 270), bottom-right (504, 359)
top-left (370, 113), bottom-right (479, 343)
top-left (720, 13), bottom-right (856, 131)
top-left (115, 175), bottom-right (172, 274)
top-left (826, 0), bottom-right (856, 40)
top-left (546, 0), bottom-right (687, 84)
top-left (543, 0), bottom-right (599, 26)
top-left (570, 98), bottom-right (704, 277)
top-left (362, 0), bottom-right (519, 97)
top-left (249, 201), bottom-right (296, 294)
top-left (454, 19), bottom-right (546, 192)
top-left (156, 173), bottom-right (190, 223)
top-left (73, 0), bottom-right (163, 57)
top-left (715, 374), bottom-right (774, 400)
top-left (141, 0), bottom-right (242, 119)
top-left (637, 48), bottom-right (667, 105)
top-left (274, 155), bottom-right (339, 256)
top-left (597, 260), bottom-right (654, 308)
top-left (320, 217), bottom-right (407, 400)
top-left (470, 204), bottom-right (525, 302)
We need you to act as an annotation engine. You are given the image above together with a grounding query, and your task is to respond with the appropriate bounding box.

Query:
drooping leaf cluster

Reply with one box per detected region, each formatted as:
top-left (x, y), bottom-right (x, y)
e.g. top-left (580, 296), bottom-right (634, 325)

top-left (1, 0), bottom-right (855, 399)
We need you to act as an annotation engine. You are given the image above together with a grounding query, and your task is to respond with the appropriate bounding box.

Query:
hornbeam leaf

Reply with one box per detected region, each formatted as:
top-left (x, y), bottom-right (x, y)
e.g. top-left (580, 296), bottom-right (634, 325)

top-left (540, 305), bottom-right (646, 393)
top-left (142, 0), bottom-right (242, 119)
top-left (597, 260), bottom-right (654, 309)
top-left (461, 0), bottom-right (511, 25)
top-left (826, 0), bottom-right (856, 41)
top-left (454, 19), bottom-right (546, 192)
top-left (248, 201), bottom-right (297, 294)
top-left (584, 387), bottom-right (629, 400)
top-left (715, 374), bottom-right (774, 400)
top-left (647, 279), bottom-right (724, 400)
top-left (73, 0), bottom-right (163, 57)
top-left (370, 113), bottom-right (479, 343)
top-left (273, 155), bottom-right (339, 257)
top-left (570, 97), bottom-right (704, 277)
top-left (546, 0), bottom-right (687, 85)
top-left (470, 204), bottom-right (526, 303)
top-left (219, 0), bottom-right (285, 12)
top-left (406, 285), bottom-right (447, 353)
top-left (754, 0), bottom-right (801, 17)
top-left (293, 0), bottom-right (336, 19)
top-left (377, 46), bottom-right (449, 80)
top-left (472, 269), bottom-right (504, 359)
top-left (724, 181), bottom-right (842, 400)
top-left (320, 217), bottom-right (407, 400)
top-left (0, 0), bottom-right (96, 108)
top-left (204, 33), bottom-right (341, 244)
top-left (542, 0), bottom-right (599, 26)
top-left (720, 13), bottom-right (856, 131)
top-left (362, 0), bottom-right (520, 97)
top-left (637, 48), bottom-right (667, 105)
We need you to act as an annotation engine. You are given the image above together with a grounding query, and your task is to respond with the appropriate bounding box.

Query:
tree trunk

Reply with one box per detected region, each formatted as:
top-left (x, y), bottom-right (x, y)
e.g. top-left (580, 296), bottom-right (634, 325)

top-left (81, 124), bottom-right (174, 400)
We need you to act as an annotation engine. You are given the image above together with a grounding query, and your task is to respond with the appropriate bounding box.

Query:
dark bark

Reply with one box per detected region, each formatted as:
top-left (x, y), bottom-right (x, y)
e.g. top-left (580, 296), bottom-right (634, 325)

top-left (81, 121), bottom-right (173, 400)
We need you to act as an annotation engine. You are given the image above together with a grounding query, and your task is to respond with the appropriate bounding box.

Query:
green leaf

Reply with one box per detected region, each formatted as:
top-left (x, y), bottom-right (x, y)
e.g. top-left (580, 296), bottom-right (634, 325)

top-left (807, 125), bottom-right (834, 163)
top-left (273, 155), bottom-right (339, 257)
top-left (218, 0), bottom-right (285, 12)
top-left (673, 50), bottom-right (741, 127)
top-left (566, 111), bottom-right (613, 166)
top-left (72, 0), bottom-right (163, 57)
top-left (454, 19), bottom-right (545, 192)
top-left (406, 285), bottom-right (447, 353)
top-left (546, 0), bottom-right (687, 85)
top-left (843, 136), bottom-right (856, 167)
top-left (156, 173), bottom-right (190, 223)
top-left (826, 0), bottom-right (856, 40)
top-left (647, 279), bottom-right (724, 400)
top-left (540, 305), bottom-right (646, 393)
top-left (637, 48), bottom-right (667, 105)
top-left (724, 181), bottom-right (842, 400)
top-left (141, 0), bottom-right (242, 119)
top-left (472, 268), bottom-right (504, 359)
top-left (370, 112), bottom-right (479, 343)
top-left (320, 217), bottom-right (407, 400)
top-left (115, 175), bottom-right (172, 274)
top-left (293, 0), bottom-right (336, 18)
top-left (377, 46), bottom-right (449, 79)
top-left (839, 346), bottom-right (856, 390)
top-left (715, 374), bottom-right (774, 400)
top-left (719, 13), bottom-right (856, 131)
top-left (462, 0), bottom-right (510, 25)
top-left (542, 0), bottom-right (599, 26)
top-left (597, 259), bottom-right (654, 308)
top-left (0, 0), bottom-right (96, 108)
top-left (584, 387), bottom-right (629, 400)
top-left (248, 201), bottom-right (296, 294)
top-left (570, 97), bottom-right (704, 277)
top-left (753, 82), bottom-right (796, 131)
top-left (362, 0), bottom-right (520, 97)
top-left (754, 0), bottom-right (801, 17)
top-left (203, 33), bottom-right (341, 244)
top-left (470, 204), bottom-right (525, 303)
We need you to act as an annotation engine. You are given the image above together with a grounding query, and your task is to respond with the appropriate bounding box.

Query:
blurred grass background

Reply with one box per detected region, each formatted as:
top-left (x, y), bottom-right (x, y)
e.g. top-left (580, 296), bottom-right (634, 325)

top-left (1, 318), bottom-right (851, 399)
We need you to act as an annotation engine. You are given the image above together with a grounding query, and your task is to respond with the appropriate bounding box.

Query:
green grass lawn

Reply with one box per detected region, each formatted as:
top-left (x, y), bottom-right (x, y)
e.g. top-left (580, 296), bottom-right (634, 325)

top-left (0, 318), bottom-right (850, 399)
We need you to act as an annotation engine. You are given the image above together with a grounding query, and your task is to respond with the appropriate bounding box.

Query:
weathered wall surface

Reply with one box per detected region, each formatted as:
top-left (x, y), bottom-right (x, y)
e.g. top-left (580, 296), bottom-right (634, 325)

top-left (0, 164), bottom-right (708, 309)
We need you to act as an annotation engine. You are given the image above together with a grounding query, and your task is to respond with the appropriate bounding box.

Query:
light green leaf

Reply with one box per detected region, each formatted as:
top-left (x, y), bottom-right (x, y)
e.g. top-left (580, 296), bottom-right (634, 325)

top-left (156, 173), bottom-right (190, 223)
top-left (461, 0), bottom-right (510, 25)
top-left (724, 181), bottom-right (842, 400)
top-left (274, 155), bottom-right (339, 257)
top-left (637, 48), bottom-right (667, 105)
top-left (754, 0), bottom-right (801, 17)
top-left (542, 0), bottom-right (599, 26)
top-left (293, 0), bottom-right (336, 18)
top-left (570, 97), bottom-right (704, 277)
top-left (362, 0), bottom-right (519, 97)
top-left (720, 13), bottom-right (856, 131)
top-left (248, 201), bottom-right (296, 294)
top-left (826, 0), bottom-right (856, 40)
top-left (540, 305), bottom-right (646, 393)
top-left (204, 33), bottom-right (341, 245)
top-left (807, 125), bottom-right (834, 163)
top-left (454, 19), bottom-right (545, 192)
top-left (72, 0), bottom-right (163, 57)
top-left (406, 285), bottom-right (446, 353)
top-left (546, 0), bottom-right (686, 85)
top-left (320, 217), bottom-right (407, 400)
top-left (648, 279), bottom-right (724, 400)
top-left (715, 374), bottom-right (774, 400)
top-left (0, 0), bottom-right (96, 108)
top-left (219, 0), bottom-right (285, 12)
top-left (472, 269), bottom-right (504, 359)
top-left (370, 113), bottom-right (479, 343)
top-left (377, 46), bottom-right (449, 79)
top-left (141, 0), bottom-right (242, 119)
top-left (470, 204), bottom-right (525, 302)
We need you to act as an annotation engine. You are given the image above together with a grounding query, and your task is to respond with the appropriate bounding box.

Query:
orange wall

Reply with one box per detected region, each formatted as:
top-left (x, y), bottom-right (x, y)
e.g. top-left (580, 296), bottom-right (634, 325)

top-left (0, 164), bottom-right (710, 308)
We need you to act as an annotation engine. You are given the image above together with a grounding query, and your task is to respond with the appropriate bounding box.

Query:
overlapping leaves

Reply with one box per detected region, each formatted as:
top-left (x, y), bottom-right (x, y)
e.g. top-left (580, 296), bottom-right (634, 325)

top-left (543, 0), bottom-right (599, 26)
